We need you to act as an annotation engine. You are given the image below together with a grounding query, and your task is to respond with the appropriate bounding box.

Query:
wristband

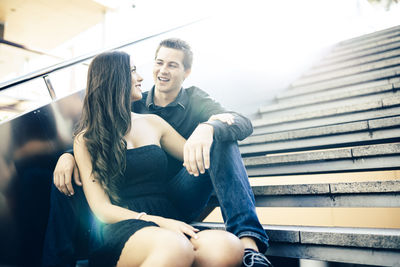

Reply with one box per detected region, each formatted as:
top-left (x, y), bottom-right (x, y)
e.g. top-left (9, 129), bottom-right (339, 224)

top-left (136, 212), bottom-right (147, 220)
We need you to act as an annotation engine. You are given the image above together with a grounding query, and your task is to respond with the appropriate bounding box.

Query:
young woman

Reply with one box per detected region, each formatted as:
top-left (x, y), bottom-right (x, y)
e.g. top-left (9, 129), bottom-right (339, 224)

top-left (73, 51), bottom-right (244, 267)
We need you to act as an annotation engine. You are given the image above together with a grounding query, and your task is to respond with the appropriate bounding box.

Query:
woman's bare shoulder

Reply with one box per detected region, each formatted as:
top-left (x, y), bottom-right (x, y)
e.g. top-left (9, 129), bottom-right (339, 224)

top-left (73, 131), bottom-right (87, 149)
top-left (131, 113), bottom-right (162, 123)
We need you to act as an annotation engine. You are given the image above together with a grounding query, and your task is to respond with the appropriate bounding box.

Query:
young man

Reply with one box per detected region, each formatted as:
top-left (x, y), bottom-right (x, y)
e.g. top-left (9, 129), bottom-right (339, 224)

top-left (45, 38), bottom-right (272, 267)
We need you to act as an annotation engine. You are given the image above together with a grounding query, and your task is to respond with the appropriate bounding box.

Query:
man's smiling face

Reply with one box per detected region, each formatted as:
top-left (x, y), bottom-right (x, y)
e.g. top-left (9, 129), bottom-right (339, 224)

top-left (153, 47), bottom-right (191, 95)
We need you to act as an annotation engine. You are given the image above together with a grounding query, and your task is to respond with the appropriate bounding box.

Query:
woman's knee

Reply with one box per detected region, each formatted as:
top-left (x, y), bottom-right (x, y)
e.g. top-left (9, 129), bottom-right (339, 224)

top-left (192, 230), bottom-right (244, 267)
top-left (118, 227), bottom-right (194, 267)
top-left (155, 229), bottom-right (195, 263)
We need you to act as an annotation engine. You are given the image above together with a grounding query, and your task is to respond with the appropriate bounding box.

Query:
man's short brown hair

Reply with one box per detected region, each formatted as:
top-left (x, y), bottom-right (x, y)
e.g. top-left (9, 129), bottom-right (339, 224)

top-left (155, 38), bottom-right (193, 70)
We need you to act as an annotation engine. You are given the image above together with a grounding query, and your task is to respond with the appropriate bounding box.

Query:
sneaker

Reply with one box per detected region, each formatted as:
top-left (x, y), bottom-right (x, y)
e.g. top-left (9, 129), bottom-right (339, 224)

top-left (242, 248), bottom-right (273, 267)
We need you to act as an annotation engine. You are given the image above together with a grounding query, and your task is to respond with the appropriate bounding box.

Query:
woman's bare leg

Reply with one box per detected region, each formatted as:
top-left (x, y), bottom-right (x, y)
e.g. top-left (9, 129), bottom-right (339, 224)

top-left (117, 226), bottom-right (195, 267)
top-left (190, 230), bottom-right (244, 267)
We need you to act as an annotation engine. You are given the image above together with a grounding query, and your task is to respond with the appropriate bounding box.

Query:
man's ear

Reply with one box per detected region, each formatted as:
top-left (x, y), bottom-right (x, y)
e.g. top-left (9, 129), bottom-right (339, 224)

top-left (184, 68), bottom-right (191, 79)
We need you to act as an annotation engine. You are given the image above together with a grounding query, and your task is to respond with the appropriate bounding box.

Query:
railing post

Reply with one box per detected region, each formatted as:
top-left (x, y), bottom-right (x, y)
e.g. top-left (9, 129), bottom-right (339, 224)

top-left (43, 75), bottom-right (56, 100)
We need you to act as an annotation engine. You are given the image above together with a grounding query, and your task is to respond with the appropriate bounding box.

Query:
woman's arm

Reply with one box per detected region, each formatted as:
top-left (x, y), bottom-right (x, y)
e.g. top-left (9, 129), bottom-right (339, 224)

top-left (150, 115), bottom-right (186, 162)
top-left (74, 132), bottom-right (199, 238)
top-left (74, 134), bottom-right (142, 224)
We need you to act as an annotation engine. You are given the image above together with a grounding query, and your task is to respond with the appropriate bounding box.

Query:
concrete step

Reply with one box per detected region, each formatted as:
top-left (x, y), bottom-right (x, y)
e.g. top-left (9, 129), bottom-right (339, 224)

top-left (243, 142), bottom-right (400, 176)
top-left (262, 90), bottom-right (400, 120)
top-left (277, 65), bottom-right (400, 100)
top-left (319, 36), bottom-right (400, 69)
top-left (192, 222), bottom-right (400, 250)
top-left (210, 172), bottom-right (400, 211)
top-left (240, 116), bottom-right (400, 155)
top-left (325, 30), bottom-right (400, 60)
top-left (253, 106), bottom-right (400, 135)
top-left (337, 24), bottom-right (400, 47)
top-left (259, 80), bottom-right (397, 114)
top-left (304, 41), bottom-right (400, 77)
top-left (292, 54), bottom-right (400, 88)
top-left (243, 127), bottom-right (400, 156)
top-left (248, 116), bottom-right (400, 144)
top-left (252, 179), bottom-right (400, 196)
top-left (260, 82), bottom-right (399, 117)
top-left (251, 180), bottom-right (400, 207)
top-left (192, 222), bottom-right (400, 266)
top-left (257, 93), bottom-right (400, 126)
top-left (244, 142), bottom-right (400, 165)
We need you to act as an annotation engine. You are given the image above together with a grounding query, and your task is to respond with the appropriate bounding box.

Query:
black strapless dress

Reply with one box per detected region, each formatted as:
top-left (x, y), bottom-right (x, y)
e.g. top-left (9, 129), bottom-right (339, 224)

top-left (89, 145), bottom-right (184, 266)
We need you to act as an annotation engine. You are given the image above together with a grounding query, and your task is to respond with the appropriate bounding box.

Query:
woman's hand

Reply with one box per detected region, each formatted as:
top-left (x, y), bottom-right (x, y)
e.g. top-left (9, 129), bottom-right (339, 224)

top-left (150, 215), bottom-right (199, 239)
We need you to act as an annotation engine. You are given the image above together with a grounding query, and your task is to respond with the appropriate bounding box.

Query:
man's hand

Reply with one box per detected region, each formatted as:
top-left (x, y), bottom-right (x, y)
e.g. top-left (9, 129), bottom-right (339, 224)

top-left (208, 113), bottom-right (235, 125)
top-left (183, 123), bottom-right (214, 176)
top-left (53, 153), bottom-right (81, 196)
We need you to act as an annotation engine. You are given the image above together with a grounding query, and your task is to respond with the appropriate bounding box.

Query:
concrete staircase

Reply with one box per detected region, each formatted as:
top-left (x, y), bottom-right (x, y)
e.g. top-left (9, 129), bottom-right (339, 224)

top-left (1, 24), bottom-right (400, 267)
top-left (197, 25), bottom-right (400, 266)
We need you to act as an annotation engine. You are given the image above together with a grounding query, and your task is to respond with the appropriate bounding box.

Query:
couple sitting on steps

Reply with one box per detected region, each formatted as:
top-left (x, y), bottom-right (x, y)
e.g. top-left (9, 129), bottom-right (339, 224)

top-left (42, 38), bottom-right (273, 267)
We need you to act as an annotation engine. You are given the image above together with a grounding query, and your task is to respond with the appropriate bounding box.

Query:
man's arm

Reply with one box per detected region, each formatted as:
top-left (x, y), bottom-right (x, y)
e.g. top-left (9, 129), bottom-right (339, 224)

top-left (183, 87), bottom-right (253, 176)
top-left (183, 123), bottom-right (214, 176)
top-left (193, 88), bottom-right (253, 141)
top-left (205, 112), bottom-right (253, 141)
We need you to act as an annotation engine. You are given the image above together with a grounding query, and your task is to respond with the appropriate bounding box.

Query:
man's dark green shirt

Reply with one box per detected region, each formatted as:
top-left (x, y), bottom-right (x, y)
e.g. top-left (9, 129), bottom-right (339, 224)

top-left (133, 86), bottom-right (253, 141)
top-left (133, 86), bottom-right (253, 177)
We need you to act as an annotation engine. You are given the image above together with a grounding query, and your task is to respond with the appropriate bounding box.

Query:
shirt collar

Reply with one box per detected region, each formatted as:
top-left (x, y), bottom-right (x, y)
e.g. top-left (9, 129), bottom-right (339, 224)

top-left (146, 86), bottom-right (188, 109)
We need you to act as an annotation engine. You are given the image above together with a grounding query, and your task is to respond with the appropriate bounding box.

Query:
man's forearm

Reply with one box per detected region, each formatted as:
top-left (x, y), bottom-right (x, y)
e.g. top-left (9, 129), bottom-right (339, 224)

top-left (207, 113), bottom-right (253, 141)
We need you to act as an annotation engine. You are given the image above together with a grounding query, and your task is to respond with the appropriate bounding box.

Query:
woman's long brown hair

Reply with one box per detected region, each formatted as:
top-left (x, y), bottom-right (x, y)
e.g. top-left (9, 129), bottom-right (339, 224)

top-left (75, 51), bottom-right (132, 204)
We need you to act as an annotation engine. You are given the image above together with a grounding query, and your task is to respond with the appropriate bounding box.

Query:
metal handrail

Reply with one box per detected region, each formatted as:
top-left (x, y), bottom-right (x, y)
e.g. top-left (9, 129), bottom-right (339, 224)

top-left (0, 38), bottom-right (64, 59)
top-left (0, 19), bottom-right (204, 92)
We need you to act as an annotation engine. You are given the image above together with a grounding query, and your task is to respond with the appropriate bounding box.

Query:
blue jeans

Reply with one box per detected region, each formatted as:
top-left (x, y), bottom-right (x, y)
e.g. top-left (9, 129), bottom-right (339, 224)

top-left (167, 141), bottom-right (269, 253)
top-left (42, 141), bottom-right (269, 266)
